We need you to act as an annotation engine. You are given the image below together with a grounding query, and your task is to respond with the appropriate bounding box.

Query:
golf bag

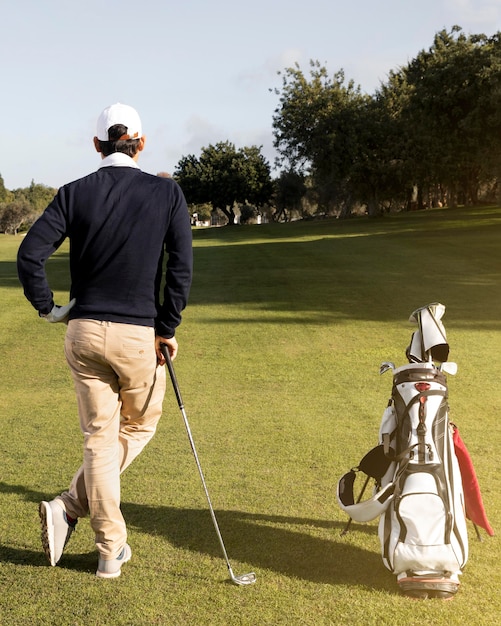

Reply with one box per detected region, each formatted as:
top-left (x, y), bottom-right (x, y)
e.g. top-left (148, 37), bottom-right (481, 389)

top-left (337, 304), bottom-right (492, 599)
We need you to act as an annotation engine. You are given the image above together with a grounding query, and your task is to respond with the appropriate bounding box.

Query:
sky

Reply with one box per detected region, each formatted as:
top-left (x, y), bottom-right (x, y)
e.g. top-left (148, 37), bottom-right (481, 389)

top-left (2, 0), bottom-right (501, 190)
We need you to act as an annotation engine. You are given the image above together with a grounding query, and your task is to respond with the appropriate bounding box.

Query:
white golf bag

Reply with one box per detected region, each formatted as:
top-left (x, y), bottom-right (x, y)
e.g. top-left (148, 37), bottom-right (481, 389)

top-left (337, 304), bottom-right (474, 599)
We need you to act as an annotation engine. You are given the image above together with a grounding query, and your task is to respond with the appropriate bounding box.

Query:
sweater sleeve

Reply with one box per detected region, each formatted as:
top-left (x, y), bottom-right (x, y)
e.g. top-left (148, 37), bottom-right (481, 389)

top-left (17, 192), bottom-right (68, 314)
top-left (155, 183), bottom-right (193, 338)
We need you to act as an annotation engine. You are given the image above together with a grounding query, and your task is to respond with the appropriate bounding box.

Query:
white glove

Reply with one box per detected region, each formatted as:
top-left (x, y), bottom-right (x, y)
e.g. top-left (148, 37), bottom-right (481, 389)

top-left (42, 298), bottom-right (76, 323)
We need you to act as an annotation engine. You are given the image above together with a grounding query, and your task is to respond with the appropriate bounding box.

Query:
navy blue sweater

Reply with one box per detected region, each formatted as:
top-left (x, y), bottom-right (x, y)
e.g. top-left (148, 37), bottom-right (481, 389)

top-left (17, 166), bottom-right (193, 338)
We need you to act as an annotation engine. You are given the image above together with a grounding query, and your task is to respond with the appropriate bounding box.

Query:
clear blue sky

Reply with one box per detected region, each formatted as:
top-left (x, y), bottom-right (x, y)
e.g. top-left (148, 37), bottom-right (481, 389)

top-left (3, 0), bottom-right (501, 190)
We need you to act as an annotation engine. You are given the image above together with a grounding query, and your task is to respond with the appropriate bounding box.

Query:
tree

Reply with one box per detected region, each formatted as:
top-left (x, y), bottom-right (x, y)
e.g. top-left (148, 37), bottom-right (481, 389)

top-left (174, 142), bottom-right (273, 225)
top-left (190, 202), bottom-right (212, 224)
top-left (0, 200), bottom-right (33, 234)
top-left (273, 170), bottom-right (307, 221)
top-left (10, 180), bottom-right (57, 214)
top-left (0, 174), bottom-right (13, 204)
top-left (0, 179), bottom-right (57, 233)
top-left (385, 27), bottom-right (501, 207)
top-left (272, 62), bottom-right (365, 199)
top-left (343, 94), bottom-right (408, 216)
top-left (272, 61), bottom-right (397, 216)
top-left (272, 30), bottom-right (501, 216)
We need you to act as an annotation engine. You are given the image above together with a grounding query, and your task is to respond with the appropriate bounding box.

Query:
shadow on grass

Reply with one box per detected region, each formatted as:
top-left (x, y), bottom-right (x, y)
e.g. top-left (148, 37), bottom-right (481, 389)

top-left (0, 481), bottom-right (392, 591)
top-left (0, 543), bottom-right (97, 574)
top-left (4, 208), bottom-right (501, 328)
top-left (123, 503), bottom-right (391, 591)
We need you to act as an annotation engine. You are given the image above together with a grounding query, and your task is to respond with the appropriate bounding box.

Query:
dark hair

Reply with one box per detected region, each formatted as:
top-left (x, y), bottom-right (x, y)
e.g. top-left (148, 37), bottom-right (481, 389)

top-left (98, 124), bottom-right (141, 157)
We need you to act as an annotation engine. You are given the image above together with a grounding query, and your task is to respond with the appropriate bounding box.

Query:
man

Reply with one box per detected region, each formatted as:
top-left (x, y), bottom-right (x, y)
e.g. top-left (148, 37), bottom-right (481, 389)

top-left (17, 103), bottom-right (193, 578)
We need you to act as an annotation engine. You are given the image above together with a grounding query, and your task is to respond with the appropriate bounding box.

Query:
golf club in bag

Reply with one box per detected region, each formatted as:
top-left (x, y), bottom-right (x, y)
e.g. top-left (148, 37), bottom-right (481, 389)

top-left (337, 304), bottom-right (493, 599)
top-left (160, 343), bottom-right (256, 586)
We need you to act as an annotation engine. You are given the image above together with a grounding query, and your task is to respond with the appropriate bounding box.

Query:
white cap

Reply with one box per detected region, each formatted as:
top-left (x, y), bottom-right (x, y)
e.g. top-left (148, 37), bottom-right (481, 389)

top-left (96, 103), bottom-right (142, 141)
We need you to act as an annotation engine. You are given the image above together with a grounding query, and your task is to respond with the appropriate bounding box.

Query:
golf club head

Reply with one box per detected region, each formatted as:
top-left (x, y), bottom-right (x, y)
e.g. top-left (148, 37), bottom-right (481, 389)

top-left (231, 571), bottom-right (257, 586)
top-left (379, 361), bottom-right (395, 375)
top-left (439, 361), bottom-right (458, 375)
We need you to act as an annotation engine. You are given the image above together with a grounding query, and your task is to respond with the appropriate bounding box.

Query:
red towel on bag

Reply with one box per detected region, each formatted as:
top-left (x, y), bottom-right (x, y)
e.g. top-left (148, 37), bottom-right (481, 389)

top-left (453, 426), bottom-right (495, 536)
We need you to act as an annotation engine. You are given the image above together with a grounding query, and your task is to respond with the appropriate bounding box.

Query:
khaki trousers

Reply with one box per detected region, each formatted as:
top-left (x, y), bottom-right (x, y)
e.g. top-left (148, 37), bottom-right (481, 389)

top-left (59, 319), bottom-right (166, 559)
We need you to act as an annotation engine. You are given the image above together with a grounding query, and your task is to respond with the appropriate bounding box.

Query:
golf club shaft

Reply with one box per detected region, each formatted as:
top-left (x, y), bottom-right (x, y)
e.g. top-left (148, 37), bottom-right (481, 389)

top-left (161, 344), bottom-right (240, 580)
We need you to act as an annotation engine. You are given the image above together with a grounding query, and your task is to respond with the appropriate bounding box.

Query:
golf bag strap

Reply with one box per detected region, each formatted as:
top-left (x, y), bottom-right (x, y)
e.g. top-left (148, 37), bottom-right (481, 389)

top-left (382, 431), bottom-right (419, 464)
top-left (382, 432), bottom-right (394, 457)
top-left (394, 389), bottom-right (447, 422)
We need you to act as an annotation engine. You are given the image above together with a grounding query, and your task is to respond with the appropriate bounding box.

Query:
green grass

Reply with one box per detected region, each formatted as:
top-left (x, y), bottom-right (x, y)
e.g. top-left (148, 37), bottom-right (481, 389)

top-left (1, 205), bottom-right (500, 625)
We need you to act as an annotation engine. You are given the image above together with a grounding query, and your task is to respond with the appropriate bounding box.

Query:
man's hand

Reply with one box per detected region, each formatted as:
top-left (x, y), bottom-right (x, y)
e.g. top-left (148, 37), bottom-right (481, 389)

top-left (41, 299), bottom-right (76, 323)
top-left (155, 335), bottom-right (178, 365)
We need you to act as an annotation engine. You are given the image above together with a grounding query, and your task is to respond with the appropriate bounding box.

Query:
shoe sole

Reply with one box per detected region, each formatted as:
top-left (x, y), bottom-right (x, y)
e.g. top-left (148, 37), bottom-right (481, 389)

top-left (39, 501), bottom-right (56, 566)
top-left (96, 546), bottom-right (132, 579)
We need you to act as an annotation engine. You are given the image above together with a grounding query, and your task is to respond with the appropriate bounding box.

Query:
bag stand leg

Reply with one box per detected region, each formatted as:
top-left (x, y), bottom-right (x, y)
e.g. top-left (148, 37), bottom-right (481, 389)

top-left (340, 475), bottom-right (370, 536)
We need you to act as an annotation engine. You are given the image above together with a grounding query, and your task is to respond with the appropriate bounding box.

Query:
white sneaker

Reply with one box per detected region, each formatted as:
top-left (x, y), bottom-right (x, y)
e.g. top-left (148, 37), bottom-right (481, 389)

top-left (39, 500), bottom-right (77, 566)
top-left (96, 544), bottom-right (132, 579)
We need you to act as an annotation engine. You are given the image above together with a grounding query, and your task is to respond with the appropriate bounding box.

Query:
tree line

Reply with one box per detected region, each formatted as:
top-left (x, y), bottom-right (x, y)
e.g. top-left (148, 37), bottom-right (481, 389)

top-left (271, 26), bottom-right (501, 217)
top-left (176, 26), bottom-right (501, 221)
top-left (3, 26), bottom-right (501, 230)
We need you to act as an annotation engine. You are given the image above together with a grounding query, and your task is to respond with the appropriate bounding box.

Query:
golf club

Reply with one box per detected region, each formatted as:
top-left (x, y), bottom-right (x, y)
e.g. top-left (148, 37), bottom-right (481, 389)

top-left (160, 343), bottom-right (256, 586)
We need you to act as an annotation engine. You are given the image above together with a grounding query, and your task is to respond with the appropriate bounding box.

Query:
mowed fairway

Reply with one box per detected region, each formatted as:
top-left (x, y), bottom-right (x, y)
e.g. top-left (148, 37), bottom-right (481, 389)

top-left (0, 206), bottom-right (500, 625)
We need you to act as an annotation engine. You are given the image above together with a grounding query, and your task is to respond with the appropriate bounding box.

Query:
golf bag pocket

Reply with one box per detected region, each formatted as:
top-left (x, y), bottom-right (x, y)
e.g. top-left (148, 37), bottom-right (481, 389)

top-left (379, 467), bottom-right (467, 576)
top-left (396, 473), bottom-right (447, 546)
